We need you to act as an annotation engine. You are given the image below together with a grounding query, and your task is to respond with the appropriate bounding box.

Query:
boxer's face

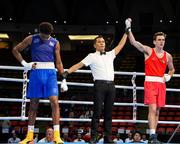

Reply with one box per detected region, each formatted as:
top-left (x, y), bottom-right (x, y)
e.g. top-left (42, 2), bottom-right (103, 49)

top-left (94, 37), bottom-right (106, 52)
top-left (153, 35), bottom-right (165, 50)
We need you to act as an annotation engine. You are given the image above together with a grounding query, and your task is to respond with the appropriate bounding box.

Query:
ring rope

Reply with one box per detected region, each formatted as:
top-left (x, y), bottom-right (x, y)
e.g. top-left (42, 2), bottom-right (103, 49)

top-left (0, 66), bottom-right (180, 127)
top-left (1, 65), bottom-right (180, 77)
top-left (2, 98), bottom-right (180, 109)
top-left (167, 124), bottom-right (180, 143)
top-left (0, 77), bottom-right (180, 92)
top-left (0, 117), bottom-right (180, 125)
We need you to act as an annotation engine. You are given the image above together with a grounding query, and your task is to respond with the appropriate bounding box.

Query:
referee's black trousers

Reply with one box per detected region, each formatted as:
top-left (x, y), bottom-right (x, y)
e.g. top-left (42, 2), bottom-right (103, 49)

top-left (91, 80), bottom-right (116, 142)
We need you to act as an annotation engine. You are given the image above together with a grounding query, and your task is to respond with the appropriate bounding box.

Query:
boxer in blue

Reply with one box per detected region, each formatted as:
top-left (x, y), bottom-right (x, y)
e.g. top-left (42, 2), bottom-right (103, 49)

top-left (12, 22), bottom-right (67, 144)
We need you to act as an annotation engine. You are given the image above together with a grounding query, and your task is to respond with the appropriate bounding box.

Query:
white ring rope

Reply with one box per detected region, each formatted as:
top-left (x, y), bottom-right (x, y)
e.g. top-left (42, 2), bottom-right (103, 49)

top-left (0, 77), bottom-right (180, 93)
top-left (1, 65), bottom-right (180, 77)
top-left (1, 98), bottom-right (180, 108)
top-left (0, 65), bottom-right (180, 126)
top-left (0, 117), bottom-right (180, 125)
top-left (167, 124), bottom-right (180, 143)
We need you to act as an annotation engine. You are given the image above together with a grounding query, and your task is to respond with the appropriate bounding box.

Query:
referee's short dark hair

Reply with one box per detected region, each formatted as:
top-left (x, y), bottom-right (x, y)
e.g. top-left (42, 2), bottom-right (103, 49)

top-left (39, 22), bottom-right (54, 35)
top-left (93, 35), bottom-right (104, 44)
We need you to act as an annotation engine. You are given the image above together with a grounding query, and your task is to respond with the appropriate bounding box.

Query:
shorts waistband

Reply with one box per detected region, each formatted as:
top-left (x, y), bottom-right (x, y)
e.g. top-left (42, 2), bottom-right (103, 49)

top-left (145, 76), bottom-right (165, 83)
top-left (95, 80), bottom-right (114, 84)
top-left (34, 62), bottom-right (55, 69)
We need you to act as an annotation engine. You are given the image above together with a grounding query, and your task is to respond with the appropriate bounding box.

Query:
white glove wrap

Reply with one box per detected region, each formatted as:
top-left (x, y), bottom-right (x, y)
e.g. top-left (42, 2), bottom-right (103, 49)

top-left (21, 60), bottom-right (33, 70)
top-left (125, 18), bottom-right (132, 29)
top-left (61, 79), bottom-right (68, 92)
top-left (164, 74), bottom-right (171, 82)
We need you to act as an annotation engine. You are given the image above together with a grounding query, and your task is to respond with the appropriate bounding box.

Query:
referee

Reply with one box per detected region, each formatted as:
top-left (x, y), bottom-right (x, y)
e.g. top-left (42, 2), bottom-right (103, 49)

top-left (62, 33), bottom-right (127, 143)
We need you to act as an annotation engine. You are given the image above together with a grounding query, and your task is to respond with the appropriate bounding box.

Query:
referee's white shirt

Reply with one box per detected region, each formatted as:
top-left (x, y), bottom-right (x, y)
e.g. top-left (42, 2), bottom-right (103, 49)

top-left (81, 50), bottom-right (116, 81)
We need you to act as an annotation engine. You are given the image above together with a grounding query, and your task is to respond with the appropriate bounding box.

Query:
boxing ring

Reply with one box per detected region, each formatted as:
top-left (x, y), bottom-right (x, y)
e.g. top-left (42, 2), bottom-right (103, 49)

top-left (0, 65), bottom-right (180, 143)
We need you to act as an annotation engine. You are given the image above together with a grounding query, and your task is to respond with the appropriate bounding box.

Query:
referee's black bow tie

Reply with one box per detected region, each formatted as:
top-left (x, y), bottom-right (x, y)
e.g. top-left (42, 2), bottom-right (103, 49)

top-left (100, 51), bottom-right (106, 55)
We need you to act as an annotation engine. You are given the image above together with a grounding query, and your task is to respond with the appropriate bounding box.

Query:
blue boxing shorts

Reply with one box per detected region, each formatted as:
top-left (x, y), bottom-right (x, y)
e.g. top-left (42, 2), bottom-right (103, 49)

top-left (27, 69), bottom-right (58, 99)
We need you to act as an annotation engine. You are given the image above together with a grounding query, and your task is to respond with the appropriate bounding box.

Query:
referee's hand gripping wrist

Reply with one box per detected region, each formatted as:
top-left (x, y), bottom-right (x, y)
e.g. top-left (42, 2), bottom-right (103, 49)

top-left (62, 71), bottom-right (69, 79)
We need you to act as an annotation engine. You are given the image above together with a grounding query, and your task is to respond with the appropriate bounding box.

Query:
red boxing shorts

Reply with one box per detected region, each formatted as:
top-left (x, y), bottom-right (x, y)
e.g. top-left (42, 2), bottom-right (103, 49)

top-left (144, 81), bottom-right (166, 107)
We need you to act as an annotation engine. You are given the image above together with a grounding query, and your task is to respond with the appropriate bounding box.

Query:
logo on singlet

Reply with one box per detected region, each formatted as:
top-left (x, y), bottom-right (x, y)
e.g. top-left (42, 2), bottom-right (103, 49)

top-left (34, 38), bottom-right (40, 43)
top-left (152, 57), bottom-right (156, 61)
top-left (161, 60), bottom-right (165, 63)
top-left (49, 41), bottom-right (55, 47)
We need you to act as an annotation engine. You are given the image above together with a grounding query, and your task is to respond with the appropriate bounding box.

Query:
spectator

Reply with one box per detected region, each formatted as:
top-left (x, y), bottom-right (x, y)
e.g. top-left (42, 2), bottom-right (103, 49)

top-left (113, 133), bottom-right (124, 143)
top-left (125, 131), bottom-right (133, 143)
top-left (130, 131), bottom-right (144, 143)
top-left (141, 134), bottom-right (148, 144)
top-left (98, 137), bottom-right (104, 143)
top-left (98, 133), bottom-right (104, 143)
top-left (37, 128), bottom-right (54, 143)
top-left (69, 109), bottom-right (75, 127)
top-left (85, 108), bottom-right (93, 118)
top-left (62, 133), bottom-right (72, 142)
top-left (2, 119), bottom-right (11, 133)
top-left (79, 111), bottom-right (88, 119)
top-left (33, 133), bottom-right (39, 143)
top-left (73, 133), bottom-right (85, 142)
top-left (8, 130), bottom-right (21, 144)
top-left (62, 104), bottom-right (70, 118)
top-left (83, 132), bottom-right (91, 142)
top-left (69, 108), bottom-right (75, 118)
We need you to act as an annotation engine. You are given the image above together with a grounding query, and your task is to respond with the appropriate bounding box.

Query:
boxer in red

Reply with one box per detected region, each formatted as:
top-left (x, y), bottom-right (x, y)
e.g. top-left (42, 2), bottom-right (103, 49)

top-left (125, 18), bottom-right (175, 143)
